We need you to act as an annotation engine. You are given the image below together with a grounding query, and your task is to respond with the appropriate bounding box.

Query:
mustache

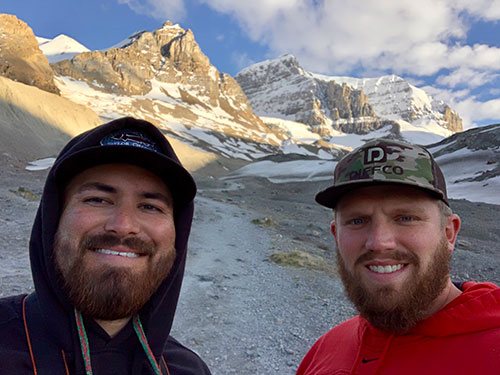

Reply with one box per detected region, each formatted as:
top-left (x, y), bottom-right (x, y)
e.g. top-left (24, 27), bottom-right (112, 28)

top-left (80, 233), bottom-right (155, 255)
top-left (355, 250), bottom-right (419, 266)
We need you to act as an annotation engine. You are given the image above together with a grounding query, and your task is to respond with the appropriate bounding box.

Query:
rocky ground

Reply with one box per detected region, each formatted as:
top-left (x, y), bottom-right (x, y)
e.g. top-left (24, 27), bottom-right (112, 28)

top-left (0, 161), bottom-right (498, 374)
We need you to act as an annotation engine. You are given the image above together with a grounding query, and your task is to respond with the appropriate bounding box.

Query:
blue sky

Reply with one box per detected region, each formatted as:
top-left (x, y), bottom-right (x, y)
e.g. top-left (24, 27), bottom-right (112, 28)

top-left (1, 0), bottom-right (499, 128)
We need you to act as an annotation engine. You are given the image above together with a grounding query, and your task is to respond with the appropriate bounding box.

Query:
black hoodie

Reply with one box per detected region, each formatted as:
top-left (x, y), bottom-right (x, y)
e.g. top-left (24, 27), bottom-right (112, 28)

top-left (0, 118), bottom-right (211, 374)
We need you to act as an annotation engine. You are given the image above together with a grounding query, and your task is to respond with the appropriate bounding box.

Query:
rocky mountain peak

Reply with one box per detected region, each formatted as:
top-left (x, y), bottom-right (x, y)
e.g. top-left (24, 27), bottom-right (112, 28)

top-left (0, 14), bottom-right (60, 94)
top-left (236, 55), bottom-right (463, 135)
top-left (236, 55), bottom-right (385, 136)
top-left (54, 22), bottom-right (229, 100)
top-left (51, 22), bottom-right (276, 148)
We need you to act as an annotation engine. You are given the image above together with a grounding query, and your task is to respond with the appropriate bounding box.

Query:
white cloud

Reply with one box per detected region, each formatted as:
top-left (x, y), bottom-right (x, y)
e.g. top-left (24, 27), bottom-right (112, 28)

top-left (117, 0), bottom-right (186, 20)
top-left (424, 85), bottom-right (500, 128)
top-left (437, 68), bottom-right (498, 88)
top-left (118, 0), bottom-right (500, 126)
top-left (117, 1), bottom-right (500, 76)
top-left (455, 97), bottom-right (500, 128)
top-left (231, 52), bottom-right (256, 71)
top-left (451, 0), bottom-right (500, 21)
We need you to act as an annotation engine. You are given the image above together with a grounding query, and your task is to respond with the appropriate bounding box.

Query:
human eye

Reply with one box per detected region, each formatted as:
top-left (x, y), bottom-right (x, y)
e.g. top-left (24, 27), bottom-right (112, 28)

top-left (396, 215), bottom-right (418, 223)
top-left (82, 196), bottom-right (110, 205)
top-left (346, 217), bottom-right (365, 226)
top-left (140, 203), bottom-right (165, 213)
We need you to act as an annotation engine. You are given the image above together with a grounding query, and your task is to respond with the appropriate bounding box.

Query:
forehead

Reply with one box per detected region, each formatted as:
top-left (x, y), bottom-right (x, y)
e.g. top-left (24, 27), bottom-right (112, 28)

top-left (336, 184), bottom-right (439, 212)
top-left (64, 163), bottom-right (171, 197)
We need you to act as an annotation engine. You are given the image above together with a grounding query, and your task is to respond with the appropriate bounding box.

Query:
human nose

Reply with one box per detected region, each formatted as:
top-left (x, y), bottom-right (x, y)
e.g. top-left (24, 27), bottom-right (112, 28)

top-left (103, 204), bottom-right (140, 235)
top-left (365, 219), bottom-right (397, 252)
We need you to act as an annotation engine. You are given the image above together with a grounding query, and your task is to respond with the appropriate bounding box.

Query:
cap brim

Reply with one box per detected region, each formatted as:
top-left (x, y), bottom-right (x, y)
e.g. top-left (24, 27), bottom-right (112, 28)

top-left (315, 180), bottom-right (447, 209)
top-left (53, 145), bottom-right (196, 206)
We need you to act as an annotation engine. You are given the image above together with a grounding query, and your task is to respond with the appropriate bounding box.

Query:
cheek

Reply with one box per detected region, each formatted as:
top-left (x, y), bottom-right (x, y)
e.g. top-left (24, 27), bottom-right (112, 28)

top-left (151, 221), bottom-right (176, 247)
top-left (403, 231), bottom-right (440, 253)
top-left (59, 207), bottom-right (101, 234)
top-left (337, 232), bottom-right (362, 256)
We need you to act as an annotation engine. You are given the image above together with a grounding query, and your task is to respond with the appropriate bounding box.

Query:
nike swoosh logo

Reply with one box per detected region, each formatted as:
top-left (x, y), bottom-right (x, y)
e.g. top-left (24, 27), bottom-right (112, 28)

top-left (361, 357), bottom-right (379, 364)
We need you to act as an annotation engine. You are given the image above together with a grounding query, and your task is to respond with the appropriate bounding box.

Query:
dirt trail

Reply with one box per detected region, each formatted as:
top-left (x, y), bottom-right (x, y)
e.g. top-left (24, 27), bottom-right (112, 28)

top-left (171, 196), bottom-right (350, 374)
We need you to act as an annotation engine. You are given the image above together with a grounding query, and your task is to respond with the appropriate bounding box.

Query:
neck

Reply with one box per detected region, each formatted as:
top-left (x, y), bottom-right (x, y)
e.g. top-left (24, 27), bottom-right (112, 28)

top-left (95, 317), bottom-right (131, 338)
top-left (425, 279), bottom-right (462, 318)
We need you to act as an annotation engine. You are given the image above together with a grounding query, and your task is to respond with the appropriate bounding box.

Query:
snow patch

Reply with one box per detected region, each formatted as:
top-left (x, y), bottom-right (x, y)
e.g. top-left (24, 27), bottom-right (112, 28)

top-left (26, 157), bottom-right (55, 171)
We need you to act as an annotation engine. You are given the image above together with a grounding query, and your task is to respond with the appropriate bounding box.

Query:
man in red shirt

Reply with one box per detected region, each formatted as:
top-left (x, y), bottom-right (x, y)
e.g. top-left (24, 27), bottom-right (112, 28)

top-left (297, 139), bottom-right (500, 374)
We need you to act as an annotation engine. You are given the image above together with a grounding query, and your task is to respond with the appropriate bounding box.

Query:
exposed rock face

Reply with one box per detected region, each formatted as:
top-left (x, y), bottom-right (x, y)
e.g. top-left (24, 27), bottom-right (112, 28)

top-left (341, 75), bottom-right (463, 133)
top-left (0, 14), bottom-right (60, 94)
top-left (235, 55), bottom-right (382, 136)
top-left (52, 22), bottom-right (272, 144)
top-left (428, 123), bottom-right (499, 183)
top-left (236, 55), bottom-right (463, 134)
top-left (443, 105), bottom-right (463, 132)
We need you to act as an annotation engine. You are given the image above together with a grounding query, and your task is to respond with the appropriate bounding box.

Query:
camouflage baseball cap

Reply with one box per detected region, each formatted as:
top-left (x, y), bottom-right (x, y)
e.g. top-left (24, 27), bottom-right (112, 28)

top-left (315, 138), bottom-right (448, 208)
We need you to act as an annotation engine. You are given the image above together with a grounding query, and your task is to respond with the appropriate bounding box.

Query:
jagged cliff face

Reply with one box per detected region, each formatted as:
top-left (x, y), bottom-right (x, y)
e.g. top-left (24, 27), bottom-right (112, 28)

top-left (442, 105), bottom-right (463, 132)
top-left (52, 22), bottom-right (270, 143)
top-left (235, 55), bottom-right (386, 136)
top-left (236, 55), bottom-right (463, 134)
top-left (0, 14), bottom-right (60, 94)
top-left (55, 24), bottom-right (210, 96)
top-left (333, 74), bottom-right (463, 132)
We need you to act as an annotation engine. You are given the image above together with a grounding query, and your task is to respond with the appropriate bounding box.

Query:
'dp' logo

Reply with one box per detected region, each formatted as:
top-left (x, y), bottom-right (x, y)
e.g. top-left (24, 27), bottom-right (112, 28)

top-left (364, 146), bottom-right (386, 163)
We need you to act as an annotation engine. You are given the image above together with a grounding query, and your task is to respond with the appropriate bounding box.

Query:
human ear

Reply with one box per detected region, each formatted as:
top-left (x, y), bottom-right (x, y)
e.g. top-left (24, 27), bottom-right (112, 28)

top-left (330, 220), bottom-right (337, 239)
top-left (445, 214), bottom-right (461, 252)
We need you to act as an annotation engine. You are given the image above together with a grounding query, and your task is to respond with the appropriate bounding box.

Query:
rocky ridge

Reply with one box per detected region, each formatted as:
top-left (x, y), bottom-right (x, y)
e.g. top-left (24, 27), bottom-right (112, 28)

top-left (52, 22), bottom-right (276, 146)
top-left (428, 123), bottom-right (500, 184)
top-left (0, 14), bottom-right (60, 95)
top-left (236, 55), bottom-right (463, 136)
top-left (0, 14), bottom-right (468, 165)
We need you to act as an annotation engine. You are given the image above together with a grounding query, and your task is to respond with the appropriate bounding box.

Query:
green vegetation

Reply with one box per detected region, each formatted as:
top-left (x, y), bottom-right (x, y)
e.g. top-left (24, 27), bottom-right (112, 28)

top-left (251, 216), bottom-right (276, 227)
top-left (269, 250), bottom-right (336, 275)
top-left (10, 187), bottom-right (40, 201)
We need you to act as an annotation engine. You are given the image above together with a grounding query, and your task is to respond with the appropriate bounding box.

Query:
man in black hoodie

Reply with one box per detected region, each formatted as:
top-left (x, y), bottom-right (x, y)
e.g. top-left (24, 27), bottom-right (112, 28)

top-left (0, 117), bottom-right (211, 374)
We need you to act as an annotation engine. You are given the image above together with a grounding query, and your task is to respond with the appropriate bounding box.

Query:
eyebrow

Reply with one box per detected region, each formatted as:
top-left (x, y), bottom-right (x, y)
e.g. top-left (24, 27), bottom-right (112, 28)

top-left (76, 182), bottom-right (172, 206)
top-left (77, 182), bottom-right (116, 194)
top-left (141, 191), bottom-right (172, 207)
top-left (340, 205), bottom-right (428, 217)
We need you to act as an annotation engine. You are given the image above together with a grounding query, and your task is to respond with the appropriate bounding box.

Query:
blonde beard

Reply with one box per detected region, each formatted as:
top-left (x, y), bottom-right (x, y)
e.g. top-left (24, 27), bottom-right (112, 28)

top-left (336, 238), bottom-right (451, 333)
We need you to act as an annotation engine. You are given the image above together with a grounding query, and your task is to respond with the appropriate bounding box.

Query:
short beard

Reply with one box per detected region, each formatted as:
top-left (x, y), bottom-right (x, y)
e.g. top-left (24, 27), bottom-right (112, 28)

top-left (336, 239), bottom-right (451, 334)
top-left (54, 232), bottom-right (175, 320)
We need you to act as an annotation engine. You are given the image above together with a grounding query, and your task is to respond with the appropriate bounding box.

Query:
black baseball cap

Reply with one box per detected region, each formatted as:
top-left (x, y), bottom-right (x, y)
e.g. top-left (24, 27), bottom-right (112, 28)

top-left (52, 117), bottom-right (196, 207)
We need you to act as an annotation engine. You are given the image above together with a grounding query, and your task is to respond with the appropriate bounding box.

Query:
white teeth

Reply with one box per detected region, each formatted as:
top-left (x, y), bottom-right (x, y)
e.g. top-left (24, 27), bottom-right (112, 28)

top-left (95, 249), bottom-right (139, 258)
top-left (368, 264), bottom-right (404, 274)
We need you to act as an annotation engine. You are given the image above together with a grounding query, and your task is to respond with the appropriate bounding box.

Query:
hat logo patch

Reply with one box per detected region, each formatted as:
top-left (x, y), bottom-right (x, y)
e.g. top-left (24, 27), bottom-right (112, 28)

top-left (364, 146), bottom-right (386, 163)
top-left (101, 130), bottom-right (161, 153)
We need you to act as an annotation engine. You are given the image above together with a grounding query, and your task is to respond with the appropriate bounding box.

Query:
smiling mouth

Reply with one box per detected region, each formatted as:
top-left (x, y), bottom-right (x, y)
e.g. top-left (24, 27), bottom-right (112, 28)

top-left (93, 248), bottom-right (143, 258)
top-left (367, 264), bottom-right (406, 274)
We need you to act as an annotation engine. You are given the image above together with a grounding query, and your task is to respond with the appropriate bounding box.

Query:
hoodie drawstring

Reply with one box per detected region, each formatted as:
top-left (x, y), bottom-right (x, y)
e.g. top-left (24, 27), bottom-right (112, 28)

top-left (22, 296), bottom-right (38, 375)
top-left (74, 309), bottom-right (164, 375)
top-left (133, 315), bottom-right (163, 374)
top-left (23, 296), bottom-right (70, 375)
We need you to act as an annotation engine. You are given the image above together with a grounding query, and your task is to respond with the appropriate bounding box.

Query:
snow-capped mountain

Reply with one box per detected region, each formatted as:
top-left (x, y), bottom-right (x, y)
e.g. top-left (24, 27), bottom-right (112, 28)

top-left (236, 55), bottom-right (462, 139)
top-left (427, 123), bottom-right (500, 204)
top-left (0, 13), bottom-right (498, 204)
top-left (37, 34), bottom-right (90, 63)
top-left (47, 22), bottom-right (296, 160)
top-left (227, 123), bottom-right (499, 204)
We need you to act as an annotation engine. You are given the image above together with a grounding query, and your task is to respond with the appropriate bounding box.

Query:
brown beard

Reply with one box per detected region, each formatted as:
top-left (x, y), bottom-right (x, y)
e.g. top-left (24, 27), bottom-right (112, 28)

top-left (336, 238), bottom-right (451, 333)
top-left (54, 232), bottom-right (175, 320)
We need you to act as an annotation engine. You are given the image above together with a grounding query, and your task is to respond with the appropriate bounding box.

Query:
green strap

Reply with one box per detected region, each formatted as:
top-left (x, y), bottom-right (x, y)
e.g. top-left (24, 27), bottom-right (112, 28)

top-left (74, 309), bottom-right (93, 375)
top-left (133, 315), bottom-right (162, 375)
top-left (74, 310), bottom-right (162, 375)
